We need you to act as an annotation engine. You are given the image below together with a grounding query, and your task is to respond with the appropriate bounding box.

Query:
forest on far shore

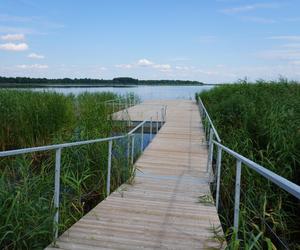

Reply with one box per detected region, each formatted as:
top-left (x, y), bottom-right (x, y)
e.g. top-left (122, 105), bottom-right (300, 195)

top-left (0, 76), bottom-right (204, 86)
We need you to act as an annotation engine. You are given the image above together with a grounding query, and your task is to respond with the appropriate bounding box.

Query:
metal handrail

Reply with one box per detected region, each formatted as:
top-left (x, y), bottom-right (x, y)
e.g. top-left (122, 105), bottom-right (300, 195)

top-left (0, 135), bottom-right (124, 157)
top-left (128, 120), bottom-right (147, 135)
top-left (198, 97), bottom-right (300, 236)
top-left (213, 141), bottom-right (300, 200)
top-left (198, 98), bottom-right (221, 142)
top-left (0, 103), bottom-right (167, 242)
top-left (104, 96), bottom-right (140, 105)
top-left (104, 96), bottom-right (141, 119)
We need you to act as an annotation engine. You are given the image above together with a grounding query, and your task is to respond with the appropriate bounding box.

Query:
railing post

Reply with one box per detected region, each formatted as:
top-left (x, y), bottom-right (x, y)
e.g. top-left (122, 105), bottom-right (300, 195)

top-left (156, 112), bottom-right (159, 133)
top-left (127, 135), bottom-right (130, 165)
top-left (106, 140), bottom-right (112, 197)
top-left (234, 160), bottom-right (242, 234)
top-left (209, 140), bottom-right (214, 181)
top-left (141, 123), bottom-right (144, 152)
top-left (150, 117), bottom-right (153, 142)
top-left (53, 148), bottom-right (61, 241)
top-left (207, 128), bottom-right (214, 172)
top-left (204, 118), bottom-right (207, 140)
top-left (161, 107), bottom-right (163, 128)
top-left (215, 146), bottom-right (222, 211)
top-left (198, 103), bottom-right (202, 116)
top-left (131, 135), bottom-right (135, 165)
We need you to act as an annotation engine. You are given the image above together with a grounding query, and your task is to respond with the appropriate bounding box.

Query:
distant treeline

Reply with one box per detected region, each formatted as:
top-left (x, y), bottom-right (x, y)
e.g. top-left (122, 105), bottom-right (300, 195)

top-left (0, 76), bottom-right (204, 86)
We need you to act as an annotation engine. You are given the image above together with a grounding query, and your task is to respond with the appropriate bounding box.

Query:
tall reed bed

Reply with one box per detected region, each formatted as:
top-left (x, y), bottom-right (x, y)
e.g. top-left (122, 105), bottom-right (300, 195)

top-left (196, 80), bottom-right (300, 249)
top-left (0, 90), bottom-right (136, 249)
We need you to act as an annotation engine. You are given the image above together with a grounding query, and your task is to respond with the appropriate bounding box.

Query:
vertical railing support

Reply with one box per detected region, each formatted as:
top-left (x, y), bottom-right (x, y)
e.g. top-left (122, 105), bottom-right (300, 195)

top-left (156, 112), bottom-right (159, 133)
top-left (204, 118), bottom-right (207, 140)
top-left (208, 140), bottom-right (214, 181)
top-left (161, 107), bottom-right (163, 128)
top-left (127, 135), bottom-right (130, 165)
top-left (141, 123), bottom-right (144, 152)
top-left (234, 160), bottom-right (242, 233)
top-left (150, 117), bottom-right (153, 142)
top-left (106, 140), bottom-right (112, 197)
top-left (131, 135), bottom-right (135, 165)
top-left (207, 128), bottom-right (214, 172)
top-left (198, 103), bottom-right (202, 116)
top-left (215, 146), bottom-right (222, 211)
top-left (164, 105), bottom-right (167, 123)
top-left (53, 148), bottom-right (62, 241)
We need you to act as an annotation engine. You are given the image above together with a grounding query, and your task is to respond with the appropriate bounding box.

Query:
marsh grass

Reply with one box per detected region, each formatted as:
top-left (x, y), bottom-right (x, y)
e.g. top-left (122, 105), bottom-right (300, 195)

top-left (196, 80), bottom-right (300, 249)
top-left (0, 90), bottom-right (138, 249)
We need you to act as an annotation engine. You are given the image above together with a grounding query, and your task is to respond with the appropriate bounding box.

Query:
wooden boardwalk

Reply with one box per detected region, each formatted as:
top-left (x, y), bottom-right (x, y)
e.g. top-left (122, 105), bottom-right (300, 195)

top-left (47, 100), bottom-right (224, 250)
top-left (112, 101), bottom-right (167, 122)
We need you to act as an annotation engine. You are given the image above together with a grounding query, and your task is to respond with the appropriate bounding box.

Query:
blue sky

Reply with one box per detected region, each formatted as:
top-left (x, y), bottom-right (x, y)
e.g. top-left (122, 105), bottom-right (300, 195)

top-left (0, 0), bottom-right (300, 83)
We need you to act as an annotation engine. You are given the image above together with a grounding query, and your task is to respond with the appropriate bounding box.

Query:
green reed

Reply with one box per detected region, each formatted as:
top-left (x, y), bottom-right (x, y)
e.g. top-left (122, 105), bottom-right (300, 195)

top-left (196, 80), bottom-right (300, 249)
top-left (0, 90), bottom-right (137, 249)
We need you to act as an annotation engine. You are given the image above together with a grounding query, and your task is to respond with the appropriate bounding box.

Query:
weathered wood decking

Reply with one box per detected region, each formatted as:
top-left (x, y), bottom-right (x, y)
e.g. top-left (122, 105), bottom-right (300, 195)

top-left (47, 100), bottom-right (223, 250)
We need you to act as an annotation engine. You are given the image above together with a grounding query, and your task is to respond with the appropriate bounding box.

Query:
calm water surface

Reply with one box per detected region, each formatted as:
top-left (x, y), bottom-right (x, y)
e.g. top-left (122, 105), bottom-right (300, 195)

top-left (32, 85), bottom-right (214, 100)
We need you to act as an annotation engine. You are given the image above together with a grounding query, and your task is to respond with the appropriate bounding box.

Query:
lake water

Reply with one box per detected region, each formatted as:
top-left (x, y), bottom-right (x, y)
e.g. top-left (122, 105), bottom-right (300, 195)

top-left (32, 85), bottom-right (214, 100)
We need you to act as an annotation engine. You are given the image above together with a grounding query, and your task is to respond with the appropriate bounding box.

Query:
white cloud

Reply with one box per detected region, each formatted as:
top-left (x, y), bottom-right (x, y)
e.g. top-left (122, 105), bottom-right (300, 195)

top-left (115, 64), bottom-right (133, 69)
top-left (221, 3), bottom-right (279, 14)
top-left (153, 64), bottom-right (171, 72)
top-left (175, 66), bottom-right (192, 71)
top-left (257, 37), bottom-right (300, 63)
top-left (169, 63), bottom-right (300, 83)
top-left (257, 49), bottom-right (300, 61)
top-left (137, 58), bottom-right (154, 66)
top-left (0, 25), bottom-right (34, 34)
top-left (115, 58), bottom-right (168, 71)
top-left (28, 53), bottom-right (45, 59)
top-left (0, 42), bottom-right (28, 51)
top-left (290, 61), bottom-right (300, 65)
top-left (99, 66), bottom-right (107, 71)
top-left (1, 33), bottom-right (25, 41)
top-left (17, 64), bottom-right (48, 69)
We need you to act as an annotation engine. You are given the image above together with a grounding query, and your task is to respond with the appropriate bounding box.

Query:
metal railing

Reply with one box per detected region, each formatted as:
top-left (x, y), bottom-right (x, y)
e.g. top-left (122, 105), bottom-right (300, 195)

top-left (104, 96), bottom-right (140, 114)
top-left (0, 103), bottom-right (167, 242)
top-left (198, 98), bottom-right (300, 234)
top-left (104, 96), bottom-right (142, 126)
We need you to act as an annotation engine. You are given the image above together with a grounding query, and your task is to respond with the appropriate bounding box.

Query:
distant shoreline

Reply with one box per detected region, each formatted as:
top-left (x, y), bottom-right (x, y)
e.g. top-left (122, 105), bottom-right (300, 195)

top-left (0, 83), bottom-right (215, 88)
top-left (0, 76), bottom-right (213, 88)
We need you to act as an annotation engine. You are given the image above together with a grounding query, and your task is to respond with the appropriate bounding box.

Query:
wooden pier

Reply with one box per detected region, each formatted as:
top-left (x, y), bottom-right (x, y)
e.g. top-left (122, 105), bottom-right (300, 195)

top-left (47, 100), bottom-right (224, 250)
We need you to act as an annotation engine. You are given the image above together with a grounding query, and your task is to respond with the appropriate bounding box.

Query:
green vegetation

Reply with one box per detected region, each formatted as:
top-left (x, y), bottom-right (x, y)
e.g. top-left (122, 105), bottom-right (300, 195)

top-left (0, 90), bottom-right (138, 249)
top-left (196, 80), bottom-right (300, 249)
top-left (0, 76), bottom-right (203, 87)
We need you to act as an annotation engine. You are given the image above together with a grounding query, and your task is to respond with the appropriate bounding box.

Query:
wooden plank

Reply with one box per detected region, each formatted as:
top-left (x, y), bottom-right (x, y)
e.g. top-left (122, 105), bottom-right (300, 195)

top-left (46, 100), bottom-right (225, 250)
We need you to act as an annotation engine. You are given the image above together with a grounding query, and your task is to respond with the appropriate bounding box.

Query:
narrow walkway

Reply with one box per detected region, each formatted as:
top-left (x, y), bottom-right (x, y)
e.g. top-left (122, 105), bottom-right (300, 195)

top-left (47, 100), bottom-right (223, 250)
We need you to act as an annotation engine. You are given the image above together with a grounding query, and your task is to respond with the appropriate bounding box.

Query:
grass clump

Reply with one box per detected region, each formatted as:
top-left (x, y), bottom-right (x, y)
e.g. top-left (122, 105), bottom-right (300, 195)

top-left (0, 90), bottom-right (137, 249)
top-left (196, 79), bottom-right (300, 249)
